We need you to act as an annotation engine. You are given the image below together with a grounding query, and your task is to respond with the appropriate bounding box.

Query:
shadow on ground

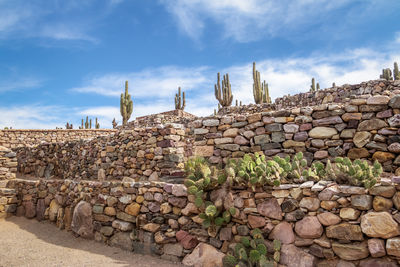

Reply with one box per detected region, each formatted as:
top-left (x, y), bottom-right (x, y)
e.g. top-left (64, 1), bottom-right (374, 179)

top-left (0, 216), bottom-right (183, 267)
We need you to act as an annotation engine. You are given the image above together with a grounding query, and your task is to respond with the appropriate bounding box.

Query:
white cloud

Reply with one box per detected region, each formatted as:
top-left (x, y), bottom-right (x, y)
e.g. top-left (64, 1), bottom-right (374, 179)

top-left (71, 66), bottom-right (211, 98)
top-left (0, 105), bottom-right (67, 129)
top-left (0, 76), bottom-right (43, 93)
top-left (160, 0), bottom-right (392, 42)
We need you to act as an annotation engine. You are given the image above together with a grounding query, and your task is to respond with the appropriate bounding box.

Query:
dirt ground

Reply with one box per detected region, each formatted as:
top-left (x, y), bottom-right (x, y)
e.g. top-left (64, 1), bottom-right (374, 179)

top-left (0, 216), bottom-right (184, 267)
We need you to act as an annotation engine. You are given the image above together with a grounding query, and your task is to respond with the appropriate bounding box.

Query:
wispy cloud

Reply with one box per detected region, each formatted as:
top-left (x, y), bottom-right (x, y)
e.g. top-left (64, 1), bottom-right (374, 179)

top-left (0, 76), bottom-right (43, 93)
top-left (71, 66), bottom-right (210, 97)
top-left (0, 0), bottom-right (111, 43)
top-left (160, 0), bottom-right (396, 43)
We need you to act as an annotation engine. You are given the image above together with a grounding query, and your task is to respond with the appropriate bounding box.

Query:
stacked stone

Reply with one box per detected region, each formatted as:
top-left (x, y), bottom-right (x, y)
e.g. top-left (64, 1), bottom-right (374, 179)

top-left (0, 146), bottom-right (16, 180)
top-left (0, 129), bottom-right (116, 149)
top-left (0, 146), bottom-right (17, 216)
top-left (17, 126), bottom-right (187, 182)
top-left (9, 177), bottom-right (400, 266)
top-left (191, 93), bottom-right (400, 174)
top-left (129, 109), bottom-right (197, 128)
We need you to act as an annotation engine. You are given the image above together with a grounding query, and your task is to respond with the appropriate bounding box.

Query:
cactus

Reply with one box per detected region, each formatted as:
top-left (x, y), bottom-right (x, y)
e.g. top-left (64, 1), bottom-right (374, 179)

top-left (215, 72), bottom-right (233, 107)
top-left (317, 83), bottom-right (320, 91)
top-left (89, 118), bottom-right (92, 129)
top-left (65, 122), bottom-right (73, 129)
top-left (235, 99), bottom-right (238, 106)
top-left (214, 109), bottom-right (217, 116)
top-left (84, 116), bottom-right (89, 129)
top-left (332, 82), bottom-right (336, 87)
top-left (95, 118), bottom-right (100, 129)
top-left (223, 229), bottom-right (278, 267)
top-left (380, 68), bottom-right (393, 80)
top-left (81, 119), bottom-right (84, 129)
top-left (120, 80), bottom-right (133, 126)
top-left (253, 62), bottom-right (271, 104)
top-left (310, 77), bottom-right (316, 92)
top-left (112, 118), bottom-right (117, 129)
top-left (240, 101), bottom-right (242, 106)
top-left (394, 62), bottom-right (400, 80)
top-left (175, 87), bottom-right (186, 110)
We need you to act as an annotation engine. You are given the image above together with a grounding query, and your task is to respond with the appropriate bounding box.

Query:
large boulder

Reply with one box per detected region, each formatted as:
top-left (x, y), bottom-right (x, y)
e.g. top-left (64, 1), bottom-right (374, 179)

top-left (182, 243), bottom-right (225, 267)
top-left (71, 201), bottom-right (93, 238)
top-left (360, 212), bottom-right (400, 238)
top-left (268, 221), bottom-right (295, 244)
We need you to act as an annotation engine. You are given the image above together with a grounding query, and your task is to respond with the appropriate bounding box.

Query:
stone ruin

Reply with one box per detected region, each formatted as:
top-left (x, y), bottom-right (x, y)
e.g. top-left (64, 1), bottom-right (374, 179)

top-left (1, 79), bottom-right (400, 266)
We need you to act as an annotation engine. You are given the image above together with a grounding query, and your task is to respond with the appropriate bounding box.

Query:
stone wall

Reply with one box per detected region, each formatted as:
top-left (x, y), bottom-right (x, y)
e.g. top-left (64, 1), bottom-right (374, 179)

top-left (0, 146), bottom-right (16, 180)
top-left (0, 129), bottom-right (117, 149)
top-left (7, 177), bottom-right (400, 266)
top-left (191, 92), bottom-right (400, 175)
top-left (17, 125), bottom-right (189, 182)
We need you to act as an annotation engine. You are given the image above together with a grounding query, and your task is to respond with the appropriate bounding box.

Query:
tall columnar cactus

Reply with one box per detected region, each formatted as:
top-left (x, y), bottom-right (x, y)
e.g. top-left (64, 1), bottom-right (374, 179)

top-left (174, 87), bottom-right (186, 110)
top-left (310, 78), bottom-right (316, 92)
top-left (81, 119), bottom-right (84, 129)
top-left (380, 68), bottom-right (393, 80)
top-left (332, 82), bottom-right (336, 87)
top-left (317, 82), bottom-right (320, 91)
top-left (214, 72), bottom-right (233, 107)
top-left (95, 118), bottom-right (100, 129)
top-left (252, 62), bottom-right (271, 104)
top-left (65, 122), bottom-right (73, 129)
top-left (394, 62), bottom-right (400, 80)
top-left (120, 80), bottom-right (133, 126)
top-left (90, 118), bottom-right (92, 129)
top-left (85, 116), bottom-right (89, 129)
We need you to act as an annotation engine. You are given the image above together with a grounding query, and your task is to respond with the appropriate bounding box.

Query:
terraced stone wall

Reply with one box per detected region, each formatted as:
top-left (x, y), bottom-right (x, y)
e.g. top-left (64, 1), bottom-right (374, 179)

top-left (0, 129), bottom-right (117, 149)
top-left (192, 93), bottom-right (400, 175)
top-left (0, 146), bottom-right (16, 180)
top-left (16, 126), bottom-right (189, 182)
top-left (7, 177), bottom-right (400, 266)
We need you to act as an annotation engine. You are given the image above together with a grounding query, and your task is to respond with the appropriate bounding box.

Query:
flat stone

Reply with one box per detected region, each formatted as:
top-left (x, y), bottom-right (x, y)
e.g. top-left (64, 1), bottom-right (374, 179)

top-left (359, 258), bottom-right (398, 267)
top-left (347, 148), bottom-right (370, 159)
top-left (361, 212), bottom-right (400, 238)
top-left (369, 186), bottom-right (396, 198)
top-left (309, 127), bottom-right (338, 139)
top-left (193, 146), bottom-right (214, 157)
top-left (332, 242), bottom-right (369, 260)
top-left (326, 223), bottom-right (363, 241)
top-left (389, 95), bottom-right (400, 108)
top-left (388, 114), bottom-right (400, 127)
top-left (357, 119), bottom-right (388, 131)
top-left (367, 95), bottom-right (390, 105)
top-left (164, 243), bottom-right (183, 257)
top-left (373, 196), bottom-right (393, 211)
top-left (248, 215), bottom-right (266, 228)
top-left (112, 219), bottom-right (133, 231)
top-left (202, 119), bottom-right (219, 127)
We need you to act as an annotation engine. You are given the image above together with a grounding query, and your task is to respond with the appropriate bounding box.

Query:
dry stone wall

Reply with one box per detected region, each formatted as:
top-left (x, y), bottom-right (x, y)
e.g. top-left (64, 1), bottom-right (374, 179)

top-left (0, 146), bottom-right (16, 180)
top-left (192, 90), bottom-right (400, 175)
top-left (17, 125), bottom-right (189, 182)
top-left (7, 177), bottom-right (400, 266)
top-left (0, 129), bottom-right (117, 149)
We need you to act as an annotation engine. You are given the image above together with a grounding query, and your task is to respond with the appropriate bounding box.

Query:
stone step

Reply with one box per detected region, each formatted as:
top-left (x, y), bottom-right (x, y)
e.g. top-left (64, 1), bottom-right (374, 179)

top-left (0, 188), bottom-right (15, 196)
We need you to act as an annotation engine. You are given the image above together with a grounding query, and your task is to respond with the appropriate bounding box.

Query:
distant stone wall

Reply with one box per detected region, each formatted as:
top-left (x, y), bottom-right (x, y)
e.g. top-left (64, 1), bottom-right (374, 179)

top-left (0, 129), bottom-right (117, 149)
top-left (17, 126), bottom-right (189, 182)
top-left (6, 177), bottom-right (400, 266)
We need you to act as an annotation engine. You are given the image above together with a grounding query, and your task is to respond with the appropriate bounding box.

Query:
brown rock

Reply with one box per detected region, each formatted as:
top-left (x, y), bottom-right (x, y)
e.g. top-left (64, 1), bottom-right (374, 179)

top-left (193, 146), bottom-right (214, 157)
top-left (332, 242), bottom-right (369, 260)
top-left (359, 258), bottom-right (398, 267)
top-left (268, 221), bottom-right (295, 244)
top-left (342, 113), bottom-right (362, 122)
top-left (71, 201), bottom-right (93, 239)
top-left (295, 216), bottom-right (323, 239)
top-left (326, 223), bottom-right (363, 241)
top-left (317, 212), bottom-right (341, 226)
top-left (125, 203), bottom-right (140, 216)
top-left (373, 151), bottom-right (395, 163)
top-left (257, 198), bottom-right (282, 220)
top-left (280, 244), bottom-right (316, 267)
top-left (357, 119), bottom-right (388, 131)
top-left (182, 243), bottom-right (225, 267)
top-left (299, 197), bottom-right (320, 211)
top-left (248, 215), bottom-right (265, 228)
top-left (339, 208), bottom-right (360, 220)
top-left (386, 237), bottom-right (400, 257)
top-left (367, 238), bottom-right (386, 257)
top-left (373, 196), bottom-right (393, 211)
top-left (361, 212), bottom-right (400, 238)
top-left (348, 148), bottom-right (370, 159)
top-left (353, 132), bottom-right (371, 148)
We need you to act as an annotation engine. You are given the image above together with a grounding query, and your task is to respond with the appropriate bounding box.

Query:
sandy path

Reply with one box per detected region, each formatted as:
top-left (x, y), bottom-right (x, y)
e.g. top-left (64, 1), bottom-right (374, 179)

top-left (0, 216), bottom-right (183, 267)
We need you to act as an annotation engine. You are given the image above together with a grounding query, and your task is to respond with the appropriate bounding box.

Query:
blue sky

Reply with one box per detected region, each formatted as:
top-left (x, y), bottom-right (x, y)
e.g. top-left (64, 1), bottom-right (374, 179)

top-left (0, 0), bottom-right (400, 129)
